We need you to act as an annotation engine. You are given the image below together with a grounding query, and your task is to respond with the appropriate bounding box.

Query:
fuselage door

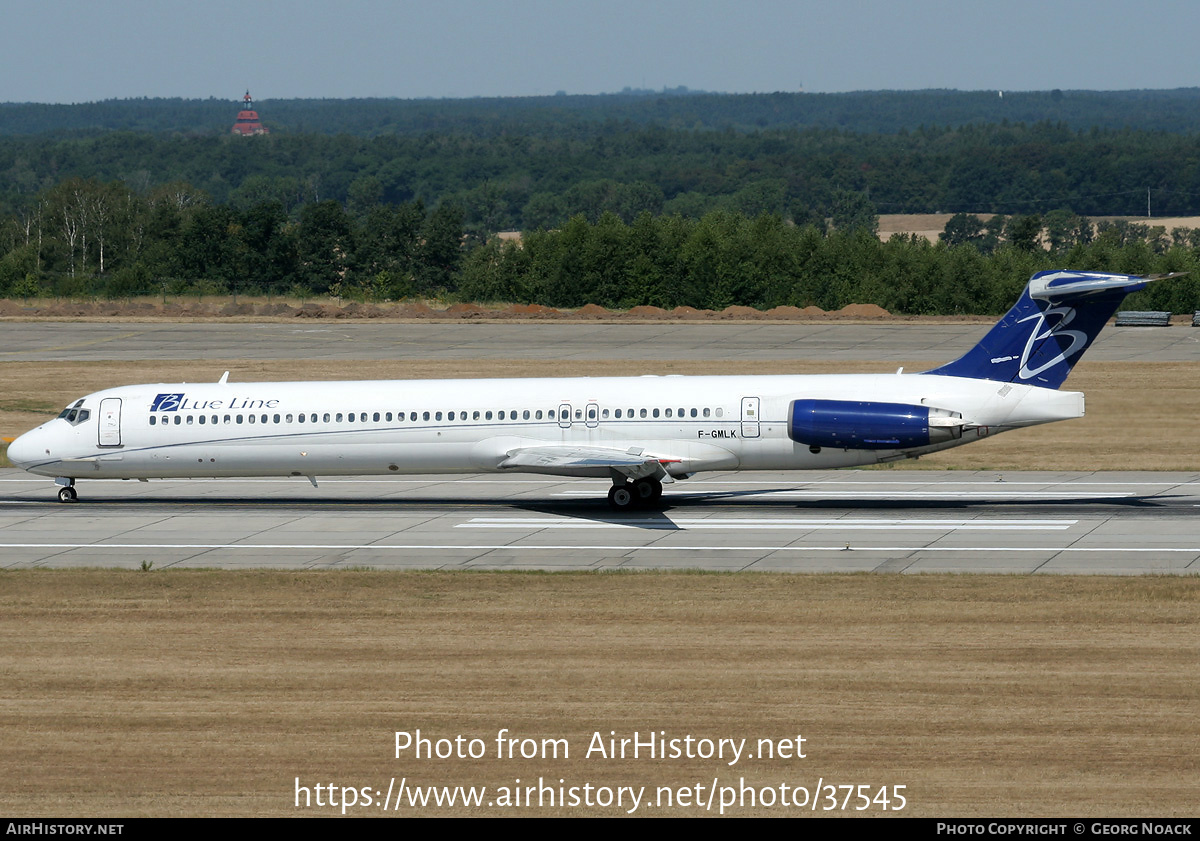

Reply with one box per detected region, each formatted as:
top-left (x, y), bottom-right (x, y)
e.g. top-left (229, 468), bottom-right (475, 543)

top-left (586, 402), bottom-right (599, 428)
top-left (740, 396), bottom-right (760, 439)
top-left (98, 398), bottom-right (122, 447)
top-left (558, 403), bottom-right (572, 429)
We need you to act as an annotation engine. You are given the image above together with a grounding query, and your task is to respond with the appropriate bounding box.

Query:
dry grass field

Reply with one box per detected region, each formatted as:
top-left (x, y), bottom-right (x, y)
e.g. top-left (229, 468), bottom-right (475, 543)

top-left (877, 213), bottom-right (1200, 243)
top-left (1, 571), bottom-right (1196, 817)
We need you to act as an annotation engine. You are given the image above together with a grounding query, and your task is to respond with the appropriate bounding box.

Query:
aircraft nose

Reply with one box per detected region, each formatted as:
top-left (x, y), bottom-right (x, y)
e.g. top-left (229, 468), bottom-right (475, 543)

top-left (6, 427), bottom-right (45, 470)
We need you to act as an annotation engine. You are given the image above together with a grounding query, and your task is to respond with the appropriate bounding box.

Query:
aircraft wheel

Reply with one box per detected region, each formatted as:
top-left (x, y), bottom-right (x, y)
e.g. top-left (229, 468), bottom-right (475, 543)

top-left (57, 486), bottom-right (78, 503)
top-left (634, 477), bottom-right (663, 503)
top-left (607, 483), bottom-right (635, 510)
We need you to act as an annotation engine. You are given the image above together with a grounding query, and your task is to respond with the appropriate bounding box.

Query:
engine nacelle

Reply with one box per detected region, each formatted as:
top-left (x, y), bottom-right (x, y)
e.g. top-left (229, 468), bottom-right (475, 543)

top-left (788, 399), bottom-right (962, 450)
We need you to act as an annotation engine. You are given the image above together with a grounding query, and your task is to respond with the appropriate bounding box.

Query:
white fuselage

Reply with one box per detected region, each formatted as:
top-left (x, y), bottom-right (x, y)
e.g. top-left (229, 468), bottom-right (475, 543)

top-left (8, 372), bottom-right (1084, 483)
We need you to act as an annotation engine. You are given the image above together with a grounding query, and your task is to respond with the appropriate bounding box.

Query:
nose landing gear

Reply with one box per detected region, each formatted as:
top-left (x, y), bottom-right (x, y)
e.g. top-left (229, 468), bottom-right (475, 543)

top-left (55, 479), bottom-right (77, 503)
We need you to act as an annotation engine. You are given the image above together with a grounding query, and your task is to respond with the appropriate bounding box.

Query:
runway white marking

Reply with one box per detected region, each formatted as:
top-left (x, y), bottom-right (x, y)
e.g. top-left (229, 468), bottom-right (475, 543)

top-left (558, 491), bottom-right (1133, 499)
top-left (0, 478), bottom-right (1191, 487)
top-left (0, 543), bottom-right (1197, 554)
top-left (457, 517), bottom-right (1077, 531)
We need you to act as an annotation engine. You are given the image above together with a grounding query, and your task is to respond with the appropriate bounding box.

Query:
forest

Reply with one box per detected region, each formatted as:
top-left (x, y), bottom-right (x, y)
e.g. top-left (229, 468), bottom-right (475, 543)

top-left (3, 90), bottom-right (1200, 314)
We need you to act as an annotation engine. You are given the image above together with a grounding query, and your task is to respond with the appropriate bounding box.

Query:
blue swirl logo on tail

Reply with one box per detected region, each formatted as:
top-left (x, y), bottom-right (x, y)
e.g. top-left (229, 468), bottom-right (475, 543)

top-left (924, 270), bottom-right (1180, 388)
top-left (1016, 304), bottom-right (1088, 381)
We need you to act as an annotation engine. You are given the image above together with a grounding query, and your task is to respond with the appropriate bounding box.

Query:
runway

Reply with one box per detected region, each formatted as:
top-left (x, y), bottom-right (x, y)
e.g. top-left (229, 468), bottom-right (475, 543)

top-left (4, 319), bottom-right (1198, 574)
top-left (3, 469), bottom-right (1199, 574)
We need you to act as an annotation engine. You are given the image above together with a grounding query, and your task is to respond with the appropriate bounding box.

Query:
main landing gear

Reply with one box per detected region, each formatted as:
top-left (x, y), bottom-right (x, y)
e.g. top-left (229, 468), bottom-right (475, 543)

top-left (607, 476), bottom-right (663, 511)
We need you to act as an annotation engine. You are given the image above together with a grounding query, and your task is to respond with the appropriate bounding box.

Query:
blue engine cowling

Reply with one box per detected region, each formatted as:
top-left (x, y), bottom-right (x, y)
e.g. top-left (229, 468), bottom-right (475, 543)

top-left (789, 399), bottom-right (933, 450)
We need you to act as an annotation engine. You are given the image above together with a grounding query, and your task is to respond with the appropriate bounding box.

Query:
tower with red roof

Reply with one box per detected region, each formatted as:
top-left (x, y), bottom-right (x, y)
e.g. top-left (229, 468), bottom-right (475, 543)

top-left (231, 90), bottom-right (269, 136)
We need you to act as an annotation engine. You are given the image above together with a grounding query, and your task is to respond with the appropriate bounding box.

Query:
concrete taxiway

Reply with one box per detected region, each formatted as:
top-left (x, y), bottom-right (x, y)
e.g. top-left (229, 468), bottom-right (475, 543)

top-left (3, 469), bottom-right (1198, 574)
top-left (2, 320), bottom-right (1199, 362)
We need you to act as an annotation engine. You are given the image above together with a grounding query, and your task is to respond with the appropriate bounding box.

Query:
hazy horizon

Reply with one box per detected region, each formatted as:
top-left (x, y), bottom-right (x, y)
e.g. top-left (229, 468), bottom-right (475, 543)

top-left (3, 1), bottom-right (1197, 105)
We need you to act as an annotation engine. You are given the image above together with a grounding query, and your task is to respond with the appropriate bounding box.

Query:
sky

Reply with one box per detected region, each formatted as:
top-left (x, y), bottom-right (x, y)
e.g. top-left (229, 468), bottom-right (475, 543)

top-left (2, 0), bottom-right (1197, 104)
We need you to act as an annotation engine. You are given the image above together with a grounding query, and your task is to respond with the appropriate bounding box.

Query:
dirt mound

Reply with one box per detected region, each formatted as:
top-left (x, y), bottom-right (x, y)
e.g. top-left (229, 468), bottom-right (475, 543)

top-left (717, 305), bottom-right (764, 320)
top-left (573, 304), bottom-right (612, 318)
top-left (624, 305), bottom-right (669, 318)
top-left (507, 303), bottom-right (562, 318)
top-left (761, 305), bottom-right (811, 318)
top-left (293, 303), bottom-right (328, 318)
top-left (398, 301), bottom-right (436, 318)
top-left (444, 303), bottom-right (489, 319)
top-left (834, 303), bottom-right (891, 318)
top-left (670, 306), bottom-right (714, 320)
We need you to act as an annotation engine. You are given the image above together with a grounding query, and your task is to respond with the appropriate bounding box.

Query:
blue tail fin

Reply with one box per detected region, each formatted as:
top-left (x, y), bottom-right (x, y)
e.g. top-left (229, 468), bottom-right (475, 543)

top-left (923, 270), bottom-right (1184, 389)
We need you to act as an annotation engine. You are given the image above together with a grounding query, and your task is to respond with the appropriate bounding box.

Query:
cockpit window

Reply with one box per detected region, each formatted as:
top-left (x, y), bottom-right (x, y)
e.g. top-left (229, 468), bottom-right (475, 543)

top-left (57, 406), bottom-right (91, 426)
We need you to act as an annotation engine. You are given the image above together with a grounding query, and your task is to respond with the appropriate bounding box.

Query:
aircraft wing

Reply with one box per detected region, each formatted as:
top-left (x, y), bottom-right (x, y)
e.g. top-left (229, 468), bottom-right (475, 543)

top-left (499, 445), bottom-right (679, 482)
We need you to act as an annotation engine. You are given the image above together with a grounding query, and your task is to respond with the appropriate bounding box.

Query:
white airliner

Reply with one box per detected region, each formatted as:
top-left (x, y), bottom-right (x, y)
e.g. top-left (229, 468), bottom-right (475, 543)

top-left (6, 270), bottom-right (1180, 509)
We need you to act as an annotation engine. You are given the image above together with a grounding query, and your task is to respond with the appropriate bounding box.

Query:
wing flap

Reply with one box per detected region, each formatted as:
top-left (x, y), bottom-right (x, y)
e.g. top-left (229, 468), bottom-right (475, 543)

top-left (500, 445), bottom-right (679, 481)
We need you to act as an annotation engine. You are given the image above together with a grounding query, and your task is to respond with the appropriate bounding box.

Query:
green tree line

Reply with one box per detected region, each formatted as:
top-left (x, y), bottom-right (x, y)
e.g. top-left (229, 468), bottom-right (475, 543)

top-left (0, 177), bottom-right (464, 301)
top-left (459, 210), bottom-right (1200, 314)
top-left (4, 175), bottom-right (1198, 314)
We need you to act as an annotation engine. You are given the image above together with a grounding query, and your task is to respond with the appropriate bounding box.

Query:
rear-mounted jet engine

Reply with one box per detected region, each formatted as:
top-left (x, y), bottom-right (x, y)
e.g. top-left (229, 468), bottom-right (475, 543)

top-left (788, 399), bottom-right (966, 450)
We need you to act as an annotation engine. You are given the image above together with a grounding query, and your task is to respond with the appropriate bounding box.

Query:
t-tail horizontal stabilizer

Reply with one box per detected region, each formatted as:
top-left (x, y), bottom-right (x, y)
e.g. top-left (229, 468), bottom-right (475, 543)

top-left (923, 270), bottom-right (1186, 389)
